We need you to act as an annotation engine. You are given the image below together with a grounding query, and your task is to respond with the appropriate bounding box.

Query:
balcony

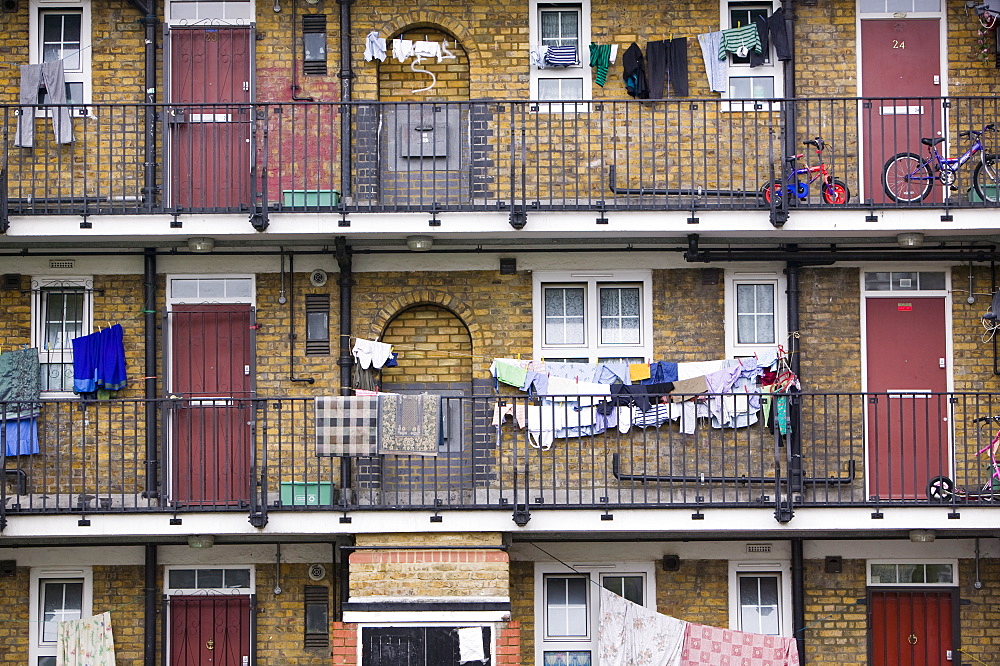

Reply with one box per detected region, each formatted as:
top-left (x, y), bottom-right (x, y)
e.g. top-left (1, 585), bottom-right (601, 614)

top-left (4, 97), bottom-right (1000, 224)
top-left (2, 391), bottom-right (999, 528)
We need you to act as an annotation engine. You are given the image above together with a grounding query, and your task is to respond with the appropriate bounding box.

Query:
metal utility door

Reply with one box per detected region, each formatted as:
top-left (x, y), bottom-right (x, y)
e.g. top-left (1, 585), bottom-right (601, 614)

top-left (870, 590), bottom-right (954, 666)
top-left (169, 28), bottom-right (253, 210)
top-left (170, 304), bottom-right (253, 505)
top-left (361, 627), bottom-right (488, 666)
top-left (170, 596), bottom-right (251, 666)
top-left (865, 297), bottom-right (949, 499)
top-left (860, 19), bottom-right (942, 203)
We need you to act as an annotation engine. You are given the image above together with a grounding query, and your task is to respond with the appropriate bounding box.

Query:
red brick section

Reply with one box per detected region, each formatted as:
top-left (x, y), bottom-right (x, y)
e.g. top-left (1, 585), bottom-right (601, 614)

top-left (349, 550), bottom-right (509, 564)
top-left (331, 622), bottom-right (358, 666)
top-left (329, 621), bottom-right (521, 666)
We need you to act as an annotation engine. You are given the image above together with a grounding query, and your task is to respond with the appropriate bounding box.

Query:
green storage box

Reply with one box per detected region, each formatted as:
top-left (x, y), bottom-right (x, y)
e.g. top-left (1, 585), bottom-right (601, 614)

top-left (968, 185), bottom-right (1000, 203)
top-left (282, 189), bottom-right (340, 207)
top-left (280, 481), bottom-right (334, 506)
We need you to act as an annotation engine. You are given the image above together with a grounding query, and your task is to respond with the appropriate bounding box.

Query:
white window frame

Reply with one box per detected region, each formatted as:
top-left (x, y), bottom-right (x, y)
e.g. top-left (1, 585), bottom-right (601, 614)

top-left (29, 567), bottom-right (93, 666)
top-left (29, 0), bottom-right (92, 109)
top-left (727, 561), bottom-right (792, 637)
top-left (529, 0), bottom-right (593, 109)
top-left (533, 270), bottom-right (652, 364)
top-left (165, 0), bottom-right (256, 25)
top-left (867, 560), bottom-right (958, 586)
top-left (31, 275), bottom-right (95, 398)
top-left (534, 561), bottom-right (655, 666)
top-left (719, 0), bottom-right (784, 110)
top-left (724, 269), bottom-right (787, 360)
top-left (164, 565), bottom-right (256, 595)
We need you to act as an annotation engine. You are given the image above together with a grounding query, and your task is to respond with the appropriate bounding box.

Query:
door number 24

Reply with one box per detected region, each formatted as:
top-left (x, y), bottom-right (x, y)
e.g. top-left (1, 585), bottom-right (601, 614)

top-left (892, 39), bottom-right (905, 49)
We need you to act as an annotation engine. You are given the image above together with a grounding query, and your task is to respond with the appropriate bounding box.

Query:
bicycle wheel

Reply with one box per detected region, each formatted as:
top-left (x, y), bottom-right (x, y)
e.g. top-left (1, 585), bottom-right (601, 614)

top-left (973, 154), bottom-right (1000, 203)
top-left (882, 152), bottom-right (933, 203)
top-left (760, 180), bottom-right (784, 206)
top-left (926, 475), bottom-right (955, 502)
top-left (822, 179), bottom-right (851, 205)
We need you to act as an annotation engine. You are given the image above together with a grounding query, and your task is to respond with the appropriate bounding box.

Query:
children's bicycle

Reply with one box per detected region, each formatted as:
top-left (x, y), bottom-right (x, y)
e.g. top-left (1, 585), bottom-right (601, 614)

top-left (926, 415), bottom-right (1000, 502)
top-left (882, 123), bottom-right (1000, 203)
top-left (760, 137), bottom-right (851, 205)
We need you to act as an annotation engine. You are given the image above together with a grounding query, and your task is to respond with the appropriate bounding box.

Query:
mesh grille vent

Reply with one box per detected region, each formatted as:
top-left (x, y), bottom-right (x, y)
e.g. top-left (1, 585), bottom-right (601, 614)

top-left (49, 259), bottom-right (75, 269)
top-left (746, 543), bottom-right (772, 553)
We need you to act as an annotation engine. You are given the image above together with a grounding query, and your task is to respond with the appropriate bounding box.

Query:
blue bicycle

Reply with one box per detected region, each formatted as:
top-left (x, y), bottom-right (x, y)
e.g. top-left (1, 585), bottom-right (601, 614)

top-left (882, 123), bottom-right (999, 203)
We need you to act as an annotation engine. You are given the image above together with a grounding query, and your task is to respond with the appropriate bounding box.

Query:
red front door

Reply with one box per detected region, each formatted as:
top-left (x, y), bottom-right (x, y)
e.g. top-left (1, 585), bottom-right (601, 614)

top-left (169, 28), bottom-right (253, 210)
top-left (170, 596), bottom-right (251, 666)
top-left (870, 590), bottom-right (953, 666)
top-left (171, 304), bottom-right (253, 505)
top-left (861, 19), bottom-right (942, 203)
top-left (865, 297), bottom-right (949, 499)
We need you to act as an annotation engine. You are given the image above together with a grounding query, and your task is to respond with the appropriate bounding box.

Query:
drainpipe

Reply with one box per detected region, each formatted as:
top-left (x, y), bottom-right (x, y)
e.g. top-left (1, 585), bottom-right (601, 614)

top-left (335, 236), bottom-right (353, 500)
top-left (786, 261), bottom-right (803, 494)
top-left (791, 538), bottom-right (806, 664)
top-left (141, 3), bottom-right (159, 211)
top-left (143, 248), bottom-right (159, 499)
top-left (337, 0), bottom-right (354, 199)
top-left (781, 0), bottom-right (796, 165)
top-left (143, 544), bottom-right (157, 666)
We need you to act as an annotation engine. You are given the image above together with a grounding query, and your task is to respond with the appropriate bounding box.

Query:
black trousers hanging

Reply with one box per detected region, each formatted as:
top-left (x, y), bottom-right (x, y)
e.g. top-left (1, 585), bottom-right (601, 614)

top-left (647, 38), bottom-right (688, 98)
top-left (667, 37), bottom-right (689, 97)
top-left (646, 40), bottom-right (668, 99)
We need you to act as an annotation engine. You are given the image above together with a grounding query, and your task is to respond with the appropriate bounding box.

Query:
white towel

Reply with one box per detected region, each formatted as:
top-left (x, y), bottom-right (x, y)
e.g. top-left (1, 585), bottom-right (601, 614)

top-left (392, 38), bottom-right (414, 62)
top-left (364, 31), bottom-right (386, 61)
top-left (352, 338), bottom-right (393, 369)
top-left (413, 40), bottom-right (442, 62)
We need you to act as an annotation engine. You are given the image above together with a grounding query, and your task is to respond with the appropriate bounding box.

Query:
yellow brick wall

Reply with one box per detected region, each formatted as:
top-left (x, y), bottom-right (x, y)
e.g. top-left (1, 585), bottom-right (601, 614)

top-left (256, 563), bottom-right (335, 665)
top-left (0, 565), bottom-right (30, 664)
top-left (802, 558), bottom-right (868, 666)
top-left (381, 304), bottom-right (473, 388)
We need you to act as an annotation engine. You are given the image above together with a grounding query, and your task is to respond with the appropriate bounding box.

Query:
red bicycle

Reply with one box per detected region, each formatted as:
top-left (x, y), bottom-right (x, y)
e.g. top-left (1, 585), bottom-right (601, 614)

top-left (760, 137), bottom-right (851, 205)
top-left (927, 415), bottom-right (1000, 501)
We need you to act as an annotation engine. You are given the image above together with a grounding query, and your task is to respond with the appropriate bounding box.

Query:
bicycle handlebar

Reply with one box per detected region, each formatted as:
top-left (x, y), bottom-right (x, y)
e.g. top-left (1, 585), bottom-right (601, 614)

top-left (973, 415), bottom-right (1000, 423)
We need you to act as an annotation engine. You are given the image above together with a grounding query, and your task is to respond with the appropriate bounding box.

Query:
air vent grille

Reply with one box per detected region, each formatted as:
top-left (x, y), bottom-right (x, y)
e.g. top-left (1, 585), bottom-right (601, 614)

top-left (49, 259), bottom-right (75, 269)
top-left (303, 585), bottom-right (329, 649)
top-left (746, 543), bottom-right (772, 553)
top-left (305, 294), bottom-right (330, 355)
top-left (302, 15), bottom-right (328, 75)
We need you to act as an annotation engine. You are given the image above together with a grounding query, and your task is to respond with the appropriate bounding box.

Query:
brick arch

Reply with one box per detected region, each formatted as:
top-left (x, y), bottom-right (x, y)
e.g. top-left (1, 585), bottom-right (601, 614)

top-left (367, 289), bottom-right (483, 351)
top-left (379, 12), bottom-right (480, 63)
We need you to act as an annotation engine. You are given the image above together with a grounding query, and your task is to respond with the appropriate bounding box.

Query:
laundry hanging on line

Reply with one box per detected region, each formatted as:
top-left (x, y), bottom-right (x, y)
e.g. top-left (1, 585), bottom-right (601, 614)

top-left (71, 324), bottom-right (127, 396)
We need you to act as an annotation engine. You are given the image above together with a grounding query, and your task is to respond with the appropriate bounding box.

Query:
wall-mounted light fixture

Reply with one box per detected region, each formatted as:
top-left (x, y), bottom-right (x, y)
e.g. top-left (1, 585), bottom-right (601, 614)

top-left (897, 232), bottom-right (924, 248)
top-left (909, 529), bottom-right (935, 543)
top-left (406, 235), bottom-right (433, 252)
top-left (187, 237), bottom-right (215, 253)
top-left (187, 534), bottom-right (215, 549)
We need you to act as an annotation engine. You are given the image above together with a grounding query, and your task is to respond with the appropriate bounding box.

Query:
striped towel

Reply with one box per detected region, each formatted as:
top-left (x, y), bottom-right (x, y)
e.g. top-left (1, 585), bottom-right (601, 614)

top-left (589, 43), bottom-right (612, 86)
top-left (315, 396), bottom-right (378, 456)
top-left (544, 45), bottom-right (578, 66)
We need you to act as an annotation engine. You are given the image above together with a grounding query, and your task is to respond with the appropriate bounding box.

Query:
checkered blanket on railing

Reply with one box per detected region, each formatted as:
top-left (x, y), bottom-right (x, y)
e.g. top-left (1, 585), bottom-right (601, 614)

top-left (314, 396), bottom-right (378, 456)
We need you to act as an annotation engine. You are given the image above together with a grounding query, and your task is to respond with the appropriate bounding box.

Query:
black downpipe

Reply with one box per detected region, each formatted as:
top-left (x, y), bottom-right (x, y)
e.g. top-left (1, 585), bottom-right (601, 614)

top-left (786, 262), bottom-right (803, 494)
top-left (335, 236), bottom-right (353, 499)
top-left (143, 248), bottom-right (159, 499)
top-left (782, 0), bottom-right (796, 165)
top-left (143, 544), bottom-right (158, 666)
top-left (338, 0), bottom-right (354, 199)
top-left (287, 252), bottom-right (315, 384)
top-left (791, 538), bottom-right (806, 665)
top-left (142, 5), bottom-right (159, 211)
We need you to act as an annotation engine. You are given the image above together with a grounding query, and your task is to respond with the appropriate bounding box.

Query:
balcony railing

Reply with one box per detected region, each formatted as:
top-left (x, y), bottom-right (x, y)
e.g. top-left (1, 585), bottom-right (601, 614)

top-left (2, 391), bottom-right (999, 528)
top-left (4, 97), bottom-right (1000, 222)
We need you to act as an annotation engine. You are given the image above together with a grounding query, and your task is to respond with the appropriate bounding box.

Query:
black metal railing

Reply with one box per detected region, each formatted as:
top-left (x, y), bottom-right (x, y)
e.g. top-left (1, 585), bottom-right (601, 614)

top-left (4, 97), bottom-right (1000, 220)
top-left (2, 391), bottom-right (999, 528)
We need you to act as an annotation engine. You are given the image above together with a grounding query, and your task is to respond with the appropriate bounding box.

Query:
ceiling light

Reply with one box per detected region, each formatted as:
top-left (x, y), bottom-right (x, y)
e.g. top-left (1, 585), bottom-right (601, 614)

top-left (187, 534), bottom-right (215, 549)
top-left (909, 529), bottom-right (935, 543)
top-left (897, 232), bottom-right (924, 248)
top-left (187, 237), bottom-right (215, 253)
top-left (406, 235), bottom-right (433, 252)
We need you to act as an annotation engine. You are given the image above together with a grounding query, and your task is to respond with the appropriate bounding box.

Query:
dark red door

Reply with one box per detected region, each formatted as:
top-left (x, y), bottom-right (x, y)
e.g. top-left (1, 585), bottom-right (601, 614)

top-left (171, 304), bottom-right (253, 505)
top-left (170, 596), bottom-right (251, 666)
top-left (169, 28), bottom-right (253, 210)
top-left (861, 19), bottom-right (942, 203)
top-left (865, 297), bottom-right (949, 499)
top-left (870, 590), bottom-right (953, 666)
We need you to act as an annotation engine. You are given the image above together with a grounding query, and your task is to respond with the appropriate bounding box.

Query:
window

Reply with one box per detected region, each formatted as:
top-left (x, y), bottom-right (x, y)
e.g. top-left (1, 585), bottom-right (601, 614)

top-left (166, 0), bottom-right (253, 24)
top-left (724, 270), bottom-right (786, 359)
top-left (720, 0), bottom-right (783, 106)
top-left (728, 562), bottom-right (792, 637)
top-left (863, 271), bottom-right (946, 292)
top-left (31, 277), bottom-right (94, 395)
top-left (529, 1), bottom-right (592, 104)
top-left (534, 270), bottom-right (652, 363)
top-left (535, 562), bottom-right (654, 665)
top-left (867, 560), bottom-right (957, 586)
top-left (29, 0), bottom-right (92, 107)
top-left (30, 568), bottom-right (92, 666)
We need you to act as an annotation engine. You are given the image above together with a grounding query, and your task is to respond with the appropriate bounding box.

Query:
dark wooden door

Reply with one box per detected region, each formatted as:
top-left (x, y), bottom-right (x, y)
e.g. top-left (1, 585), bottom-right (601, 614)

top-left (171, 304), bottom-right (253, 505)
top-left (169, 27), bottom-right (253, 210)
top-left (865, 297), bottom-right (949, 499)
top-left (870, 590), bottom-right (953, 666)
top-left (170, 596), bottom-right (251, 666)
top-left (860, 19), bottom-right (942, 203)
